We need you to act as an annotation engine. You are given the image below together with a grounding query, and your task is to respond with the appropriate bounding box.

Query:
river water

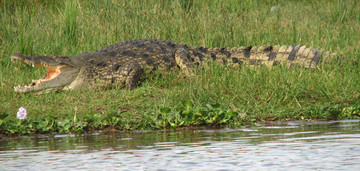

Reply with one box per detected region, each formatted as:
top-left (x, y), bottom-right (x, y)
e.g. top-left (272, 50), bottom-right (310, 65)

top-left (0, 120), bottom-right (359, 170)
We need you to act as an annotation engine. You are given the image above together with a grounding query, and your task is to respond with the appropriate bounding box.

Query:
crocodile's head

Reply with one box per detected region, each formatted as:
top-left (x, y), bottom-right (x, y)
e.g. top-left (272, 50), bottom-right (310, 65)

top-left (11, 53), bottom-right (81, 93)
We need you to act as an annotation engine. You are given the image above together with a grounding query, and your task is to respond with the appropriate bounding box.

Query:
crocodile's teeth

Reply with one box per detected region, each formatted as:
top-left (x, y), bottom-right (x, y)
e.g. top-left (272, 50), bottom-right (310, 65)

top-left (32, 63), bottom-right (34, 67)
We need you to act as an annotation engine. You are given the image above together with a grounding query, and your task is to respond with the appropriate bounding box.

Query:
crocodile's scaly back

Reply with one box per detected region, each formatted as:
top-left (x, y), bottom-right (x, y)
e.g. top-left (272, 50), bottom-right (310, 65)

top-left (10, 39), bottom-right (337, 93)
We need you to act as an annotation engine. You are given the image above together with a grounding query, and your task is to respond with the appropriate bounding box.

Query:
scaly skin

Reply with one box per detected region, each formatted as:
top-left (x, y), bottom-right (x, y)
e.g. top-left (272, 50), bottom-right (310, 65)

top-left (10, 39), bottom-right (337, 93)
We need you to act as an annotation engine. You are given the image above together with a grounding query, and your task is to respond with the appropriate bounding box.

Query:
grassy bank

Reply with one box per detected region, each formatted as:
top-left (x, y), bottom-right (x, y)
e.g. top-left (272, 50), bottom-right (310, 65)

top-left (1, 0), bottom-right (360, 135)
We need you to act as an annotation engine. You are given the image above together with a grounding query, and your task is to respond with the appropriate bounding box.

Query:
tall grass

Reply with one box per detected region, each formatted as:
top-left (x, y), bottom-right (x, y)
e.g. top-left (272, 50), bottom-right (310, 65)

top-left (0, 0), bottom-right (359, 129)
top-left (62, 0), bottom-right (78, 46)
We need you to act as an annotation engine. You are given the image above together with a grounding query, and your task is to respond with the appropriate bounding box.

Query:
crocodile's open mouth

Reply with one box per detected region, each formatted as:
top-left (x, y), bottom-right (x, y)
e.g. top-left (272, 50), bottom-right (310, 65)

top-left (11, 53), bottom-right (79, 93)
top-left (13, 63), bottom-right (63, 92)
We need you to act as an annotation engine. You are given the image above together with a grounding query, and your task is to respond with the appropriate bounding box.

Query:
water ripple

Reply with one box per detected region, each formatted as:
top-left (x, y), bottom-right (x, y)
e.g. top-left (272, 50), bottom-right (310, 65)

top-left (0, 120), bottom-right (359, 170)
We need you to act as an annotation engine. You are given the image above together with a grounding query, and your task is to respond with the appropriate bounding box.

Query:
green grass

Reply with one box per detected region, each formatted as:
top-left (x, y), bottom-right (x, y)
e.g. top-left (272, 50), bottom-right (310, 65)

top-left (1, 0), bottom-right (360, 134)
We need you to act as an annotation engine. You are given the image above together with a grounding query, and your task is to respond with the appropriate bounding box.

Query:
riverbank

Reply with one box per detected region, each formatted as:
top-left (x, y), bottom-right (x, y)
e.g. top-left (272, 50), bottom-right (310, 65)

top-left (1, 0), bottom-right (359, 135)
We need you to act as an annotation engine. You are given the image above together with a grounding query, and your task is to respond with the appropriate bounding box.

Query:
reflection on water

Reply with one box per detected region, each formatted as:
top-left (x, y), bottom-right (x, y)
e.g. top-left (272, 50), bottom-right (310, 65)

top-left (0, 120), bottom-right (359, 170)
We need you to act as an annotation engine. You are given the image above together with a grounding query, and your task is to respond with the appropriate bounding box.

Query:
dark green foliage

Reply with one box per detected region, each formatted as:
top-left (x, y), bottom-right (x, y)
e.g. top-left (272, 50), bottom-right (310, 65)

top-left (2, 101), bottom-right (359, 135)
top-left (0, 102), bottom-right (247, 135)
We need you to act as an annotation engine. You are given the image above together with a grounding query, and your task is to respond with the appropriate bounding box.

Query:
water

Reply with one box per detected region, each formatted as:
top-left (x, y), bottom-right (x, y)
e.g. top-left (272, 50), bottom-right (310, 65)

top-left (1, 120), bottom-right (359, 170)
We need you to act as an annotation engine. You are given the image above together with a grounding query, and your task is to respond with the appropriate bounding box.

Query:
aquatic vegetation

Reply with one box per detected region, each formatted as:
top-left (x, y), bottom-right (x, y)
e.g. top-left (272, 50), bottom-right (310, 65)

top-left (1, 101), bottom-right (359, 135)
top-left (0, 102), bottom-right (246, 135)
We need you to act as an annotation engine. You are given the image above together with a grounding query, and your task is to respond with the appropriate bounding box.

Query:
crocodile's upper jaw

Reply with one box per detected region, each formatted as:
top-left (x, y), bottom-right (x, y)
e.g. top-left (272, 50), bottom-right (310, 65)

top-left (11, 53), bottom-right (80, 93)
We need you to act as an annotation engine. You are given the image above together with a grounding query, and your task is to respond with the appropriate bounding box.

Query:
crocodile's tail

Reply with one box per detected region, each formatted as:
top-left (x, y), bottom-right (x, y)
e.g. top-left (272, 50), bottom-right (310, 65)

top-left (196, 45), bottom-right (338, 69)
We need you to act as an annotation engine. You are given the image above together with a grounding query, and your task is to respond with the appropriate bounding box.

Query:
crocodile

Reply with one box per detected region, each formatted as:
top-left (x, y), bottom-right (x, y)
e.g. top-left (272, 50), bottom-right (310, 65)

top-left (11, 39), bottom-right (337, 93)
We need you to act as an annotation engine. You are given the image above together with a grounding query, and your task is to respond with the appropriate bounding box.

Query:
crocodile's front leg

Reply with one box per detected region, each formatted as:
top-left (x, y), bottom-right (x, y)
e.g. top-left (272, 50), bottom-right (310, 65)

top-left (113, 62), bottom-right (143, 90)
top-left (174, 48), bottom-right (194, 77)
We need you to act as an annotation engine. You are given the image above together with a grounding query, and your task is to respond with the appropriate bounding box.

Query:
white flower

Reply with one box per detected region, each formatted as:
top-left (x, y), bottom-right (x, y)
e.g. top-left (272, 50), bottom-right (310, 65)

top-left (17, 107), bottom-right (27, 120)
top-left (271, 6), bottom-right (276, 12)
